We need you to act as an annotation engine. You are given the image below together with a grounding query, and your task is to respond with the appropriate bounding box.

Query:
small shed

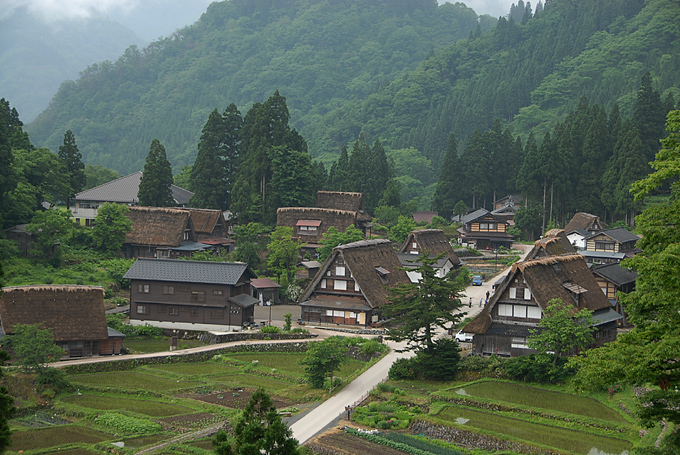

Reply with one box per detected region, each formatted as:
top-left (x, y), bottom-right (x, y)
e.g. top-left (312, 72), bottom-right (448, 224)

top-left (251, 278), bottom-right (282, 304)
top-left (297, 261), bottom-right (322, 280)
top-left (101, 327), bottom-right (126, 355)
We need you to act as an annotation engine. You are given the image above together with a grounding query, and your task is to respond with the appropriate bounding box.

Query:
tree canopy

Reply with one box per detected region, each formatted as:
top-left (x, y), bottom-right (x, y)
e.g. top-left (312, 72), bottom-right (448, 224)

top-left (138, 139), bottom-right (175, 207)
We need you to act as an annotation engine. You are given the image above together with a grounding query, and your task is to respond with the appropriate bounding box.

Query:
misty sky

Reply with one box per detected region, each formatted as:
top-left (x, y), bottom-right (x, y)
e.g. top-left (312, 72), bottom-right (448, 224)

top-left (3, 0), bottom-right (514, 40)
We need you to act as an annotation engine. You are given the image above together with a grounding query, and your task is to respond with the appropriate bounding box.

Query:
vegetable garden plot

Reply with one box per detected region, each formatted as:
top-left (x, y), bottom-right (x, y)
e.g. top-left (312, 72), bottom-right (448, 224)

top-left (210, 374), bottom-right (294, 390)
top-left (62, 394), bottom-right (193, 417)
top-left (145, 362), bottom-right (240, 375)
top-left (69, 372), bottom-right (203, 391)
top-left (9, 425), bottom-right (112, 451)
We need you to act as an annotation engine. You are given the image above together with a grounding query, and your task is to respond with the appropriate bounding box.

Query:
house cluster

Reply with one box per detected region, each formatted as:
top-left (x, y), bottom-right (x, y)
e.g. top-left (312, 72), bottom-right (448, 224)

top-left (462, 211), bottom-right (640, 357)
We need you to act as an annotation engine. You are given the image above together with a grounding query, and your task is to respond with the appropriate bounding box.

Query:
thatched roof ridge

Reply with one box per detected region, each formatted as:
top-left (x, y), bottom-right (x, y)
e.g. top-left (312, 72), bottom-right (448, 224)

top-left (316, 191), bottom-right (364, 211)
top-left (299, 239), bottom-right (409, 309)
top-left (525, 231), bottom-right (575, 260)
top-left (399, 229), bottom-right (460, 265)
top-left (0, 285), bottom-right (108, 341)
top-left (462, 308), bottom-right (492, 334)
top-left (125, 206), bottom-right (192, 247)
top-left (564, 212), bottom-right (603, 233)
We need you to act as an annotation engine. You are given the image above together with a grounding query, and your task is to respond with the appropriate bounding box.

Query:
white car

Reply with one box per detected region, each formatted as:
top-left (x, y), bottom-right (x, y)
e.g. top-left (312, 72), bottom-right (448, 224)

top-left (455, 330), bottom-right (473, 343)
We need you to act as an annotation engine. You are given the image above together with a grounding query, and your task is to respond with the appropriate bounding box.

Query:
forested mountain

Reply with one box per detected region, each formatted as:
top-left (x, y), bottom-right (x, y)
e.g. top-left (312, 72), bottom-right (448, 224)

top-left (0, 7), bottom-right (144, 123)
top-left (26, 0), bottom-right (492, 175)
top-left (308, 0), bottom-right (680, 169)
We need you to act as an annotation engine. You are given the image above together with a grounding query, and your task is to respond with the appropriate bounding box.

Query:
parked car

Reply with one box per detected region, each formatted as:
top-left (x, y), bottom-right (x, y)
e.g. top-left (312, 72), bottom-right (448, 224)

top-left (472, 275), bottom-right (483, 286)
top-left (455, 330), bottom-right (474, 343)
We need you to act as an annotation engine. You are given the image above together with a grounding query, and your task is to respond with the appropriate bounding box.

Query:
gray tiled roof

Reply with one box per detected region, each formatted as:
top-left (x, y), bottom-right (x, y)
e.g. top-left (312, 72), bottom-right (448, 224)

top-left (75, 171), bottom-right (193, 205)
top-left (588, 227), bottom-right (639, 244)
top-left (592, 263), bottom-right (638, 286)
top-left (461, 208), bottom-right (490, 225)
top-left (579, 250), bottom-right (626, 259)
top-left (123, 258), bottom-right (251, 285)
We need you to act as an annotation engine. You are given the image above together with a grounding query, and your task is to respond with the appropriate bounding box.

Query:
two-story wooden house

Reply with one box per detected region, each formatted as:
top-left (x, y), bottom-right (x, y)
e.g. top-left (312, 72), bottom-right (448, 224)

top-left (457, 209), bottom-right (513, 249)
top-left (578, 228), bottom-right (639, 267)
top-left (0, 285), bottom-right (114, 358)
top-left (463, 255), bottom-right (621, 357)
top-left (398, 229), bottom-right (461, 282)
top-left (298, 239), bottom-right (409, 326)
top-left (123, 258), bottom-right (259, 332)
top-left (592, 262), bottom-right (638, 327)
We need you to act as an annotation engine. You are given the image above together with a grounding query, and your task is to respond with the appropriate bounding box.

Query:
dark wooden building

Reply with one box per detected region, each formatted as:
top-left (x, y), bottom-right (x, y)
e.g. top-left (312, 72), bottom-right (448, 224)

top-left (298, 239), bottom-right (409, 326)
top-left (0, 285), bottom-right (111, 358)
top-left (564, 212), bottom-right (605, 235)
top-left (399, 229), bottom-right (461, 267)
top-left (457, 209), bottom-right (513, 249)
top-left (524, 229), bottom-right (576, 261)
top-left (592, 262), bottom-right (638, 327)
top-left (186, 208), bottom-right (231, 253)
top-left (463, 255), bottom-right (621, 357)
top-left (123, 258), bottom-right (258, 332)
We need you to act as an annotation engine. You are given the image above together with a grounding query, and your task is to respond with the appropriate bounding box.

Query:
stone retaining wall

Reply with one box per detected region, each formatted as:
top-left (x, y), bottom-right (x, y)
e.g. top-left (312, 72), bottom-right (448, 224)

top-left (409, 420), bottom-right (565, 455)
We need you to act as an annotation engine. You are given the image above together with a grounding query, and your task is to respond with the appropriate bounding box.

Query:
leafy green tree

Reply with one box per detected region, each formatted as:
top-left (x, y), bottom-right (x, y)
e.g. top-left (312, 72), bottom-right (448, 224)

top-left (212, 388), bottom-right (300, 455)
top-left (266, 226), bottom-right (302, 286)
top-left (317, 225), bottom-right (364, 261)
top-left (384, 254), bottom-right (467, 353)
top-left (57, 130), bottom-right (85, 209)
top-left (233, 222), bottom-right (268, 271)
top-left (513, 204), bottom-right (542, 241)
top-left (301, 336), bottom-right (348, 389)
top-left (388, 215), bottom-right (417, 245)
top-left (373, 205), bottom-right (400, 228)
top-left (528, 299), bottom-right (594, 367)
top-left (91, 203), bottom-right (132, 255)
top-left (452, 200), bottom-right (467, 219)
top-left (173, 165), bottom-right (193, 191)
top-left (26, 209), bottom-right (74, 265)
top-left (0, 266), bottom-right (16, 454)
top-left (3, 323), bottom-right (65, 373)
top-left (83, 164), bottom-right (120, 191)
top-left (138, 139), bottom-right (174, 207)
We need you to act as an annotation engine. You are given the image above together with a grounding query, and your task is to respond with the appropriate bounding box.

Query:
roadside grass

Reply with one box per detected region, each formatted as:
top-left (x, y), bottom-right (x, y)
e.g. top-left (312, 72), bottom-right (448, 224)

top-left (434, 405), bottom-right (632, 454)
top-left (124, 337), bottom-right (207, 354)
top-left (145, 362), bottom-right (240, 375)
top-left (450, 380), bottom-right (628, 423)
top-left (69, 372), bottom-right (203, 391)
top-left (61, 394), bottom-right (193, 417)
top-left (9, 425), bottom-right (112, 451)
top-left (211, 374), bottom-right (294, 390)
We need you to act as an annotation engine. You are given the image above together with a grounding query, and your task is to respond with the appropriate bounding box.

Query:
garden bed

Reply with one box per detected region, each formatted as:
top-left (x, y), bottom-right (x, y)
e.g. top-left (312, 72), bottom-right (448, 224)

top-left (69, 372), bottom-right (203, 392)
top-left (186, 389), bottom-right (294, 409)
top-left (62, 394), bottom-right (193, 417)
top-left (306, 428), bottom-right (410, 455)
top-left (9, 425), bottom-right (112, 451)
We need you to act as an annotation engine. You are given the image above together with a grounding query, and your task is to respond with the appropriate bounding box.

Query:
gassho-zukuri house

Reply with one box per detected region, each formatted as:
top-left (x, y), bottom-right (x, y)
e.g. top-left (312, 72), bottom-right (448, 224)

top-left (298, 239), bottom-right (409, 326)
top-left (463, 254), bottom-right (622, 357)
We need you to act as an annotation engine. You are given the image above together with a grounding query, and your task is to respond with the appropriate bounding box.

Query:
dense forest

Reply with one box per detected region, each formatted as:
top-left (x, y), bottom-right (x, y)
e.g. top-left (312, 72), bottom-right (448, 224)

top-left (26, 0), bottom-right (493, 174)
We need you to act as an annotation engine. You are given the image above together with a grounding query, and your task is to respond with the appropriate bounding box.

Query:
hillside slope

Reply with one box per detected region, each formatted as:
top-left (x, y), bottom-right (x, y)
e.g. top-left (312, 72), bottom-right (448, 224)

top-left (26, 0), bottom-right (490, 174)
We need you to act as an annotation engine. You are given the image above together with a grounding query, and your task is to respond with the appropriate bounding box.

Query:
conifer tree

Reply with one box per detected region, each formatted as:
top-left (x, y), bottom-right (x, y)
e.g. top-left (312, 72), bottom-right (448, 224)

top-left (190, 109), bottom-right (232, 209)
top-left (138, 139), bottom-right (175, 207)
top-left (58, 130), bottom-right (85, 209)
top-left (431, 133), bottom-right (464, 216)
top-left (633, 72), bottom-right (667, 162)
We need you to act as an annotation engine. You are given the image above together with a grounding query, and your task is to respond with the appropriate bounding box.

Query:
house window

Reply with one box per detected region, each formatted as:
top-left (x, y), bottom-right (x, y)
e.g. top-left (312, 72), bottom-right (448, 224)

top-left (601, 287), bottom-right (608, 295)
top-left (595, 241), bottom-right (615, 251)
top-left (524, 288), bottom-right (532, 300)
top-left (498, 304), bottom-right (513, 316)
top-left (191, 291), bottom-right (205, 302)
top-left (334, 280), bottom-right (347, 291)
top-left (354, 281), bottom-right (360, 292)
top-left (513, 305), bottom-right (527, 318)
top-left (138, 284), bottom-right (150, 294)
top-left (213, 290), bottom-right (224, 296)
top-left (184, 230), bottom-right (191, 240)
top-left (511, 337), bottom-right (529, 348)
top-left (509, 287), bottom-right (517, 299)
top-left (335, 266), bottom-right (345, 276)
top-left (169, 307), bottom-right (179, 315)
top-left (163, 285), bottom-right (174, 295)
top-left (527, 306), bottom-right (542, 319)
top-left (321, 279), bottom-right (327, 289)
top-left (159, 250), bottom-right (170, 258)
top-left (137, 304), bottom-right (149, 315)
top-left (210, 310), bottom-right (224, 318)
top-left (298, 226), bottom-right (318, 235)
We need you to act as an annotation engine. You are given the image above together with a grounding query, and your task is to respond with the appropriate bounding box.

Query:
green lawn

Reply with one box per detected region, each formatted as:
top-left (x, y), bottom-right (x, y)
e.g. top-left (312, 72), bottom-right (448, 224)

top-left (456, 381), bottom-right (628, 423)
top-left (9, 425), bottom-right (112, 451)
top-left (211, 374), bottom-right (294, 390)
top-left (61, 394), bottom-right (192, 417)
top-left (69, 372), bottom-right (203, 391)
top-left (436, 405), bottom-right (632, 454)
top-left (146, 362), bottom-right (240, 375)
top-left (124, 337), bottom-right (207, 354)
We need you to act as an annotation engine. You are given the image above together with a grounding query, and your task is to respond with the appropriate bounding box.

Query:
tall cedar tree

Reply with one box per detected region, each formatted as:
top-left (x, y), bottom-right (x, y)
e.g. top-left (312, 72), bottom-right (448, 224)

top-left (633, 72), bottom-right (667, 163)
top-left (383, 253), bottom-right (467, 352)
top-left (431, 133), bottom-right (463, 216)
top-left (212, 388), bottom-right (299, 455)
top-left (58, 130), bottom-right (85, 209)
top-left (138, 139), bottom-right (175, 207)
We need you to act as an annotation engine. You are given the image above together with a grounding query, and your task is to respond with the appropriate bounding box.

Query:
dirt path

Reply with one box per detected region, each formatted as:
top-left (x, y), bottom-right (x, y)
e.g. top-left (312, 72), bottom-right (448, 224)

top-left (135, 422), bottom-right (223, 454)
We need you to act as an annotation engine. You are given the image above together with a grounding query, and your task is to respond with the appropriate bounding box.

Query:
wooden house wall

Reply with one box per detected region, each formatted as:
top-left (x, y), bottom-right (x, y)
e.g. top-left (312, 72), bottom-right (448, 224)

top-left (314, 256), bottom-right (365, 299)
top-left (468, 216), bottom-right (507, 233)
top-left (302, 307), bottom-right (366, 325)
top-left (100, 338), bottom-right (123, 355)
top-left (595, 277), bottom-right (616, 299)
top-left (586, 234), bottom-right (620, 252)
top-left (472, 334), bottom-right (536, 357)
top-left (130, 280), bottom-right (252, 328)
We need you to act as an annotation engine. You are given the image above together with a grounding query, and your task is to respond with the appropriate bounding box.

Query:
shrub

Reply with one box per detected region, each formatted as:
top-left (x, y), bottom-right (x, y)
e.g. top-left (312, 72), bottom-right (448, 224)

top-left (504, 354), bottom-right (573, 383)
top-left (361, 339), bottom-right (386, 356)
top-left (389, 357), bottom-right (418, 380)
top-left (416, 339), bottom-right (461, 380)
top-left (94, 413), bottom-right (162, 434)
top-left (261, 325), bottom-right (280, 334)
top-left (458, 354), bottom-right (492, 372)
top-left (36, 367), bottom-right (72, 392)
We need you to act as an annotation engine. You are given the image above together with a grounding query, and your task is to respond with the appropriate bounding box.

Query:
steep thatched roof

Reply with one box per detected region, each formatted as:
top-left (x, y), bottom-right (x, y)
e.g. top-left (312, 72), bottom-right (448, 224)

top-left (300, 239), bottom-right (410, 309)
top-left (276, 207), bottom-right (358, 243)
top-left (0, 285), bottom-right (108, 341)
top-left (399, 229), bottom-right (460, 265)
top-left (564, 213), bottom-right (604, 233)
top-left (316, 191), bottom-right (371, 221)
top-left (525, 229), bottom-right (576, 260)
top-left (185, 208), bottom-right (225, 235)
top-left (125, 206), bottom-right (192, 247)
top-left (464, 255), bottom-right (611, 334)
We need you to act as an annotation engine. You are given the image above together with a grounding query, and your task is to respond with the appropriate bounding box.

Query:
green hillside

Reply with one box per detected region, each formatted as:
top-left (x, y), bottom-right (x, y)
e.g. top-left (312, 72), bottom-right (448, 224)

top-left (308, 0), bottom-right (680, 169)
top-left (26, 0), bottom-right (490, 174)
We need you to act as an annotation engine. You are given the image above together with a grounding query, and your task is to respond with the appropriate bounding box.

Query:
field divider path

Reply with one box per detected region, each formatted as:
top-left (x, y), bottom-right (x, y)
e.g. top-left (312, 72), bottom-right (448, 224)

top-left (135, 421), bottom-right (224, 454)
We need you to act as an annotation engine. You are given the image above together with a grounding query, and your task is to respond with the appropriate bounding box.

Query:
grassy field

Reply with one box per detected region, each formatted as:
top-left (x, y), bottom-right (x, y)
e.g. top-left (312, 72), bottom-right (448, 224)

top-left (10, 425), bottom-right (112, 451)
top-left (61, 394), bottom-right (193, 417)
top-left (145, 362), bottom-right (240, 375)
top-left (435, 405), bottom-right (632, 454)
top-left (456, 380), bottom-right (628, 423)
top-left (69, 372), bottom-right (203, 391)
top-left (211, 373), bottom-right (295, 390)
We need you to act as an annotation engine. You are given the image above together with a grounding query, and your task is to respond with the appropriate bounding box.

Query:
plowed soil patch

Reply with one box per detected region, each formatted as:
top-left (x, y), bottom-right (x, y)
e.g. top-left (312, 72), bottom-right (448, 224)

top-left (306, 430), bottom-right (408, 455)
top-left (185, 390), bottom-right (293, 409)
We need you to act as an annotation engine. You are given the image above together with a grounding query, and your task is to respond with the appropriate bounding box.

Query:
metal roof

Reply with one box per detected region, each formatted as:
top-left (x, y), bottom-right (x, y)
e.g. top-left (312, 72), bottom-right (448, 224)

top-left (123, 258), bottom-right (251, 285)
top-left (75, 171), bottom-right (193, 205)
top-left (586, 227), bottom-right (639, 244)
top-left (592, 263), bottom-right (638, 286)
top-left (228, 294), bottom-right (259, 308)
top-left (591, 307), bottom-right (623, 326)
top-left (579, 250), bottom-right (626, 259)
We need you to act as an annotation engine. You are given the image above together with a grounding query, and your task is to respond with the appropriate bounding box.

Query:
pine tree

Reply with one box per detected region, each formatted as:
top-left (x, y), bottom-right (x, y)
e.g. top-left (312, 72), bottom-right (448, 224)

top-left (58, 130), bottom-right (85, 209)
top-left (432, 133), bottom-right (464, 216)
top-left (633, 72), bottom-right (667, 162)
top-left (138, 139), bottom-right (175, 207)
